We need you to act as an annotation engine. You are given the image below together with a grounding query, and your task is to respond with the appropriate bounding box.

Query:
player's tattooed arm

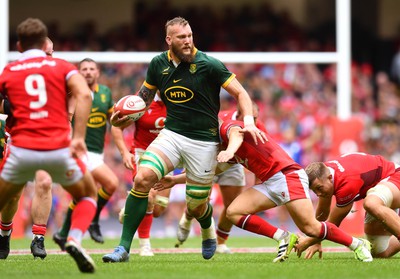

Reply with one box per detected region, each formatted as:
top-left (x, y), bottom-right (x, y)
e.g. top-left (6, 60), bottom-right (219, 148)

top-left (137, 85), bottom-right (157, 107)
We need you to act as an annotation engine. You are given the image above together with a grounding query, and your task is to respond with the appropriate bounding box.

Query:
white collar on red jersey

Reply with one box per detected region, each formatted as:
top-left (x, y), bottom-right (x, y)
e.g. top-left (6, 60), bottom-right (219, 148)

top-left (18, 49), bottom-right (47, 61)
top-left (232, 111), bottom-right (238, 120)
top-left (327, 166), bottom-right (335, 183)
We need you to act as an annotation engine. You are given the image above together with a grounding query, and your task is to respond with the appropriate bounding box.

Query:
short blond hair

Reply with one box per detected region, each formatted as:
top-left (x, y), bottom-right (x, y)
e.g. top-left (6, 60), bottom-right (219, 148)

top-left (305, 162), bottom-right (328, 186)
top-left (165, 17), bottom-right (189, 34)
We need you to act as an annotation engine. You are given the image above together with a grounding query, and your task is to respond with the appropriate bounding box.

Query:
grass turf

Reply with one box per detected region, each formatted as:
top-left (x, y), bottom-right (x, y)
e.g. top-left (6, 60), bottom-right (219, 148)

top-left (2, 236), bottom-right (399, 279)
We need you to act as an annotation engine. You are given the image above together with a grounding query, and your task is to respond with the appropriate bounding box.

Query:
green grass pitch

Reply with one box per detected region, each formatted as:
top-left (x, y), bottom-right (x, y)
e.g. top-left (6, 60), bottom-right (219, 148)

top-left (1, 236), bottom-right (399, 279)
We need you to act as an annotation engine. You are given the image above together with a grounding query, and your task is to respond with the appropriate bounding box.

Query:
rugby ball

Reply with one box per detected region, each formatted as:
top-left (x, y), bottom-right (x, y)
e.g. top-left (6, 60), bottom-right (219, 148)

top-left (114, 95), bottom-right (146, 121)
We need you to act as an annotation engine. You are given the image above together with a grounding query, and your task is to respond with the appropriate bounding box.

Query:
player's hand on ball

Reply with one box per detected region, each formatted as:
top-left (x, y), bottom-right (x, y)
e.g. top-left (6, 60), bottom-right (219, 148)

top-left (110, 110), bottom-right (134, 128)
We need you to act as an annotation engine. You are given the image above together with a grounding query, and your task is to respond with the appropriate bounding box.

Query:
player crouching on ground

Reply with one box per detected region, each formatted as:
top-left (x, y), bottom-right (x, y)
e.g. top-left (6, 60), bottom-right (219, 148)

top-left (155, 119), bottom-right (373, 262)
top-left (296, 152), bottom-right (400, 259)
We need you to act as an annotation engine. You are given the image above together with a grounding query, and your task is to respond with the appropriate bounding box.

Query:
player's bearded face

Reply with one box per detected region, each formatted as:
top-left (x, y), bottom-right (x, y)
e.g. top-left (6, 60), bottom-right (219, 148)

top-left (171, 41), bottom-right (195, 63)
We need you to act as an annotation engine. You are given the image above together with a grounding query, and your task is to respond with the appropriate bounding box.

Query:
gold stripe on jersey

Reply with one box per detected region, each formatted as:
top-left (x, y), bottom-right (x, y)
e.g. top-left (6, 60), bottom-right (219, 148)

top-left (221, 73), bottom-right (236, 88)
top-left (143, 81), bottom-right (157, 90)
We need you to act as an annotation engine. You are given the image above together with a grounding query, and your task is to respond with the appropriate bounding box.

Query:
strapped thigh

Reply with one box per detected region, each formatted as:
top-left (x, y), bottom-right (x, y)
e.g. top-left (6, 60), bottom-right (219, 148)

top-left (139, 150), bottom-right (169, 180)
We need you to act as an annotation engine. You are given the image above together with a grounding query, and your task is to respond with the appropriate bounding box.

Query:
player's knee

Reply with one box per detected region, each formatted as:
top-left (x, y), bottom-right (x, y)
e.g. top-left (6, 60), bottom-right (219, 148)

top-left (366, 234), bottom-right (390, 257)
top-left (299, 221), bottom-right (321, 238)
top-left (134, 170), bottom-right (158, 192)
top-left (185, 188), bottom-right (210, 211)
top-left (139, 151), bottom-right (168, 181)
top-left (365, 184), bottom-right (393, 214)
top-left (110, 176), bottom-right (119, 191)
top-left (225, 205), bottom-right (239, 224)
top-left (363, 197), bottom-right (378, 215)
top-left (103, 176), bottom-right (119, 193)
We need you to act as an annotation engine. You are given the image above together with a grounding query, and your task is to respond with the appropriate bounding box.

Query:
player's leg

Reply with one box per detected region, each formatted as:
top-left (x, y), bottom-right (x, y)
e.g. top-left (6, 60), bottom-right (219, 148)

top-left (53, 199), bottom-right (75, 251)
top-left (103, 167), bottom-right (161, 263)
top-left (89, 163), bottom-right (119, 243)
top-left (162, 186), bottom-right (185, 237)
top-left (0, 189), bottom-right (23, 259)
top-left (364, 181), bottom-right (400, 239)
top-left (103, 141), bottom-right (176, 263)
top-left (61, 170), bottom-right (98, 273)
top-left (182, 136), bottom-right (219, 260)
top-left (176, 207), bottom-right (194, 246)
top-left (364, 214), bottom-right (400, 258)
top-left (363, 179), bottom-right (400, 257)
top-left (136, 188), bottom-right (157, 257)
top-left (214, 163), bottom-right (245, 254)
top-left (226, 187), bottom-right (296, 262)
top-left (30, 170), bottom-right (53, 259)
top-left (216, 185), bottom-right (242, 254)
top-left (282, 168), bottom-right (372, 262)
top-left (0, 146), bottom-right (42, 259)
top-left (287, 198), bottom-right (372, 262)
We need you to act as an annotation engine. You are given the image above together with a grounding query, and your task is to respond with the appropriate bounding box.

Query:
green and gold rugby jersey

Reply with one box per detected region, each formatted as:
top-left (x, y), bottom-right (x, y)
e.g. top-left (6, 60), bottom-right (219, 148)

top-left (85, 84), bottom-right (114, 154)
top-left (144, 48), bottom-right (235, 142)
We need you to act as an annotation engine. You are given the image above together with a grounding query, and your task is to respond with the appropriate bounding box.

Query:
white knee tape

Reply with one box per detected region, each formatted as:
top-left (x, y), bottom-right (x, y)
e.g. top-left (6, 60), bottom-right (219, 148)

top-left (365, 234), bottom-right (390, 255)
top-left (185, 187), bottom-right (211, 211)
top-left (366, 184), bottom-right (394, 208)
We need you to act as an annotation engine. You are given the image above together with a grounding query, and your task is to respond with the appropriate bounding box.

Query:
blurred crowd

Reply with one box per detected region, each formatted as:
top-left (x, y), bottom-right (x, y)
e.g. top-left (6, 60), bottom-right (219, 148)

top-left (12, 1), bottom-right (400, 236)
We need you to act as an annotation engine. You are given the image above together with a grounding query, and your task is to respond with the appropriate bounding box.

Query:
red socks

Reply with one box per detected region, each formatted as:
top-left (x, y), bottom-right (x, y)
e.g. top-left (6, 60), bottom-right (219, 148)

top-left (70, 198), bottom-right (96, 233)
top-left (237, 214), bottom-right (278, 238)
top-left (138, 213), bottom-right (153, 239)
top-left (319, 221), bottom-right (352, 246)
top-left (32, 224), bottom-right (47, 236)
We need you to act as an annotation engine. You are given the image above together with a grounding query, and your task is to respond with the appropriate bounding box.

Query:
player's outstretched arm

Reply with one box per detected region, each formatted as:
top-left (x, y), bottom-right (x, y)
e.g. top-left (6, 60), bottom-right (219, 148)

top-left (111, 125), bottom-right (134, 170)
top-left (217, 126), bottom-right (243, 163)
top-left (224, 78), bottom-right (266, 144)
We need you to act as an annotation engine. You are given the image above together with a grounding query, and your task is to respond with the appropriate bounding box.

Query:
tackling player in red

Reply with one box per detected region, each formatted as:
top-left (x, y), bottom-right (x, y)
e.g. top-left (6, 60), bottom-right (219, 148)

top-left (297, 152), bottom-right (400, 259)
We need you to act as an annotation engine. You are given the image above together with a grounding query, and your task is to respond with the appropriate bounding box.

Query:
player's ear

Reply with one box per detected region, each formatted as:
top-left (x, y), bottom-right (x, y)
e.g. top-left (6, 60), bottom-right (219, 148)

top-left (16, 41), bottom-right (23, 53)
top-left (165, 35), bottom-right (172, 46)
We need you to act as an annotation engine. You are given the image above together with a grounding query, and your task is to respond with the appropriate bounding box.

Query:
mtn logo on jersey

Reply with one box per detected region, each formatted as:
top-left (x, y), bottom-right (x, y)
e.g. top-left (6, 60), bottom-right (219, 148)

top-left (164, 86), bottom-right (194, 103)
top-left (88, 112), bottom-right (107, 128)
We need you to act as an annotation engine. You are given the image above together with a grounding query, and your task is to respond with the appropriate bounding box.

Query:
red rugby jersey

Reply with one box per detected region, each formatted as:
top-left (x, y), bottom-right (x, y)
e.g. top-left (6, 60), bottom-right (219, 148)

top-left (0, 49), bottom-right (78, 150)
top-left (326, 153), bottom-right (397, 206)
top-left (219, 119), bottom-right (300, 182)
top-left (131, 99), bottom-right (166, 150)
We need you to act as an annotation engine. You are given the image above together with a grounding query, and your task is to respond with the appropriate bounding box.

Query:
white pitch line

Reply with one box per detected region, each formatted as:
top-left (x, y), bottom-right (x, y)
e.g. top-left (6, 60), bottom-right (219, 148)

top-left (9, 247), bottom-right (349, 256)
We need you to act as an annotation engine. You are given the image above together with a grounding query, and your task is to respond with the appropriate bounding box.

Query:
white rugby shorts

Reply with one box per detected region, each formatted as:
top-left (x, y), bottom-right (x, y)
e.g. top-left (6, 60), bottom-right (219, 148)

top-left (147, 129), bottom-right (219, 184)
top-left (0, 145), bottom-right (85, 186)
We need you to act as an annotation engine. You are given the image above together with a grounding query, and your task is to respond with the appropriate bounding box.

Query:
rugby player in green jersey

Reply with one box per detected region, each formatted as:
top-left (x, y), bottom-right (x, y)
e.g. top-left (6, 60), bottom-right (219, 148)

top-left (103, 16), bottom-right (266, 263)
